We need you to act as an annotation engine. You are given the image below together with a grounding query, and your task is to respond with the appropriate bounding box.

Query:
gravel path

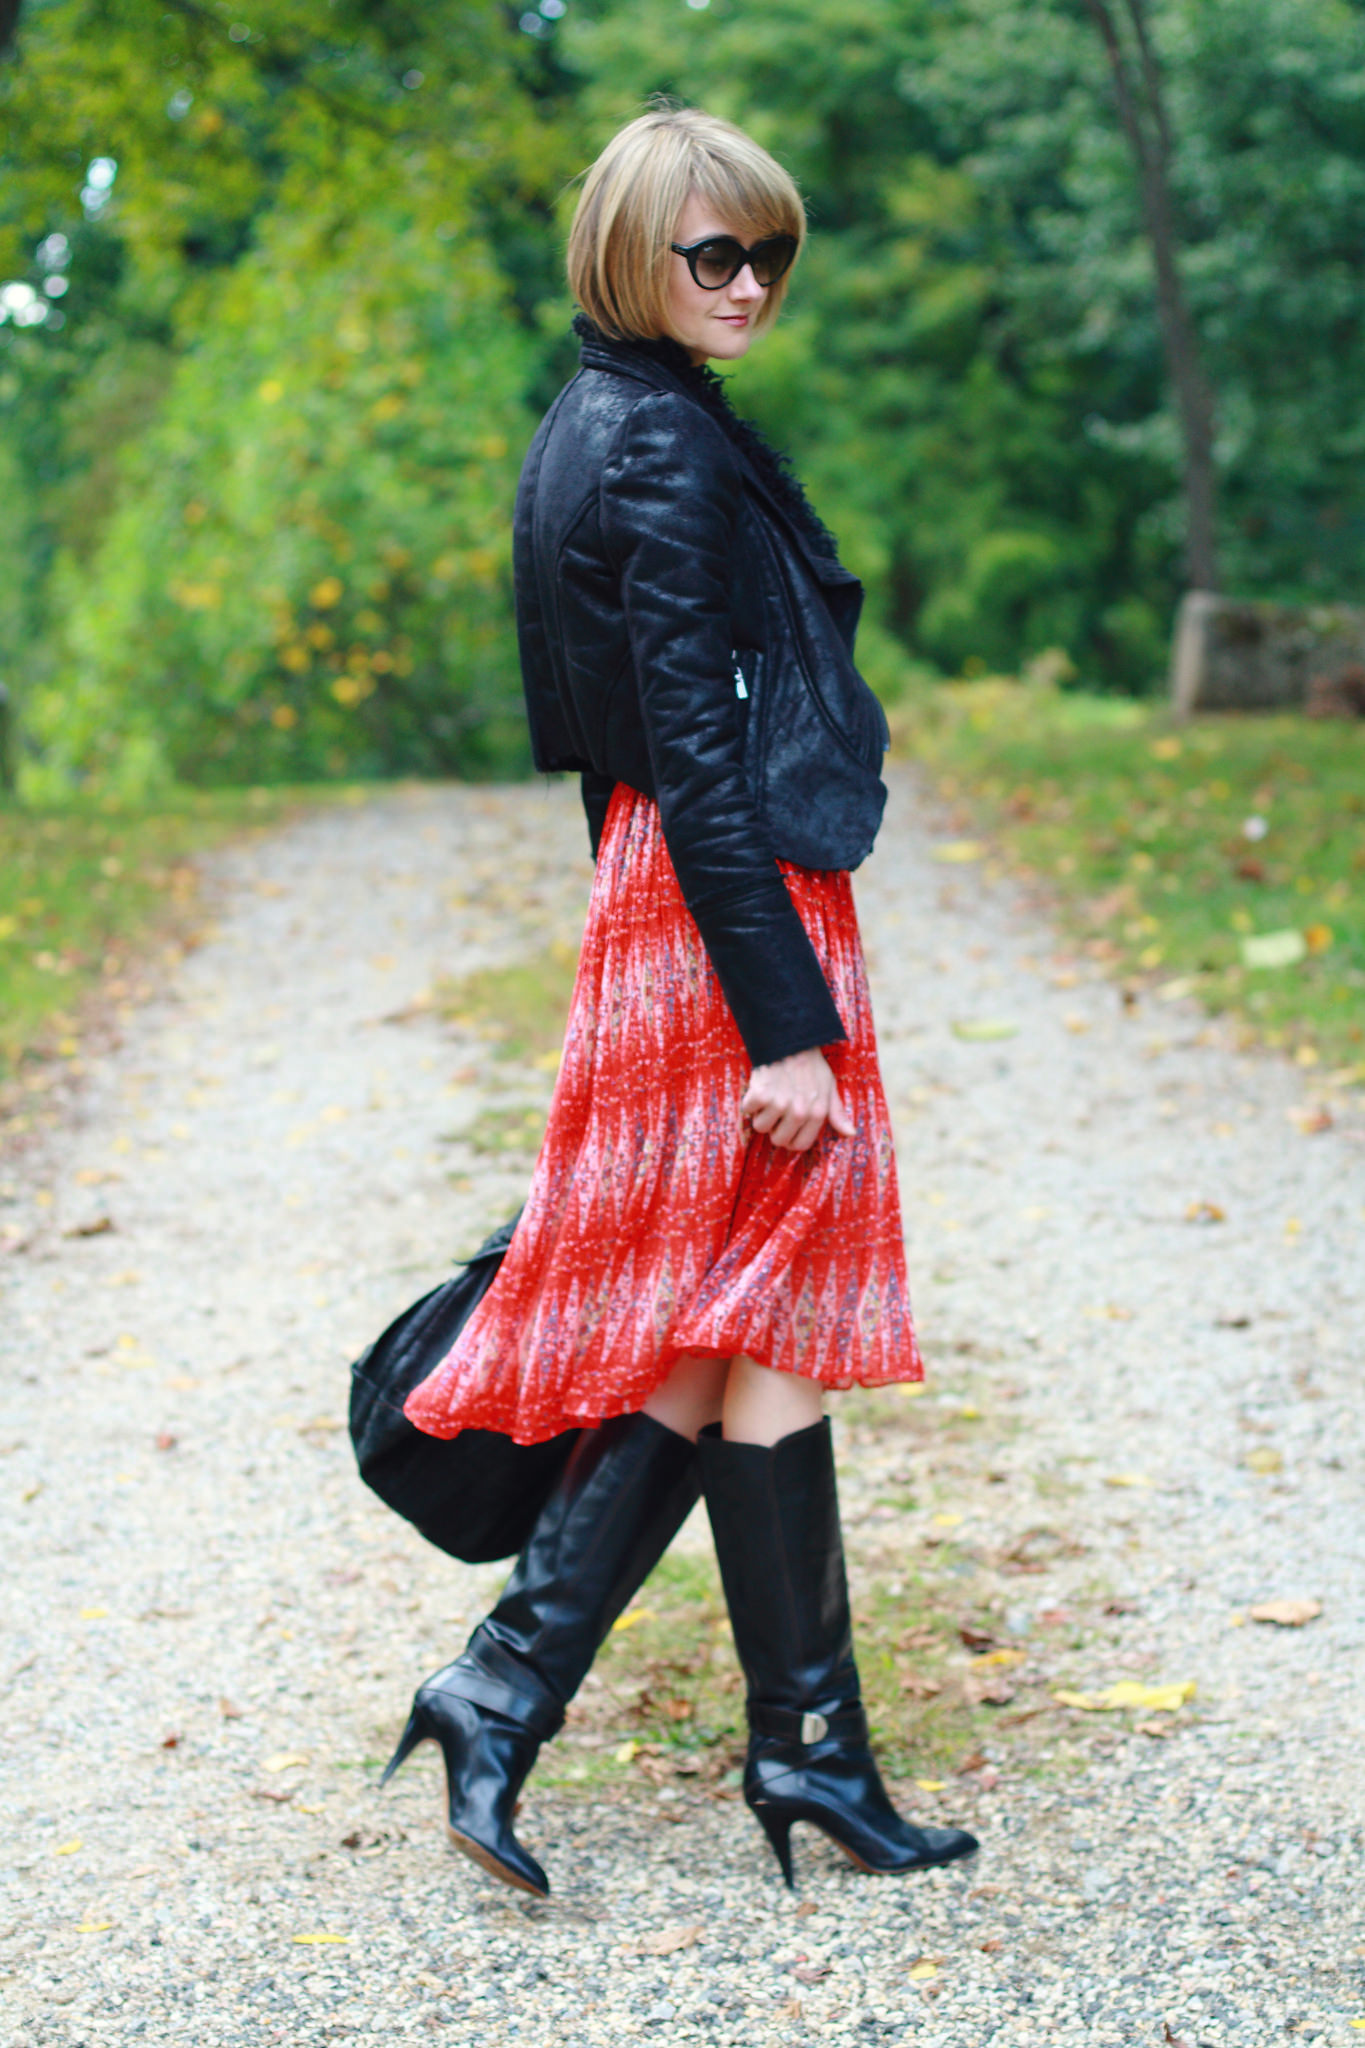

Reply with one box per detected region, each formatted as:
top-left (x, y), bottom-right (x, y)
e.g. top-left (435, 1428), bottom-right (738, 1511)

top-left (2, 767), bottom-right (1362, 2047)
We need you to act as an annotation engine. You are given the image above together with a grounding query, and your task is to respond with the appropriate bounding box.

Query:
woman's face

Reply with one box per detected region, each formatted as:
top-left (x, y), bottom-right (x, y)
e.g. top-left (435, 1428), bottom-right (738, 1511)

top-left (664, 191), bottom-right (769, 366)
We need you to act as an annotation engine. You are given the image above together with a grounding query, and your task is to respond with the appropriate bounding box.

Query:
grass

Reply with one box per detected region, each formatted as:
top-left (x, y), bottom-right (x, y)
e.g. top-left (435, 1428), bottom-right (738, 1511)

top-left (896, 676), bottom-right (1365, 1078)
top-left (0, 784), bottom-right (351, 1095)
top-left (433, 943), bottom-right (578, 1066)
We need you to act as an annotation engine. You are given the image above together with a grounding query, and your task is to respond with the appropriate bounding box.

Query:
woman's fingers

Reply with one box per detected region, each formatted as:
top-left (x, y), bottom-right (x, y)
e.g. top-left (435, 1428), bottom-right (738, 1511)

top-left (828, 1084), bottom-right (856, 1139)
top-left (740, 1055), bottom-right (856, 1151)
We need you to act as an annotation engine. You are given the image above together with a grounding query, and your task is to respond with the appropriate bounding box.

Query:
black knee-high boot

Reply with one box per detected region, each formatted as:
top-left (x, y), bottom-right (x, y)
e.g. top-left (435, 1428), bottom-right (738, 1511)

top-left (700, 1418), bottom-right (977, 1888)
top-left (383, 1412), bottom-right (699, 1896)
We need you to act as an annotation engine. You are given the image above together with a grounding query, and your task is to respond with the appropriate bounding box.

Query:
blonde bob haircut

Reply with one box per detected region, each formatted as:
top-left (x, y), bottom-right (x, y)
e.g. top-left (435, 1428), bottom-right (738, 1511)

top-left (567, 106), bottom-right (806, 343)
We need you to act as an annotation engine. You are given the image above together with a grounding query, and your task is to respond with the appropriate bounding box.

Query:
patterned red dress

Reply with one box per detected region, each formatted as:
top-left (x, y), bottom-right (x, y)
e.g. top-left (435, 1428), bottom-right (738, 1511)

top-left (403, 783), bottom-right (922, 1447)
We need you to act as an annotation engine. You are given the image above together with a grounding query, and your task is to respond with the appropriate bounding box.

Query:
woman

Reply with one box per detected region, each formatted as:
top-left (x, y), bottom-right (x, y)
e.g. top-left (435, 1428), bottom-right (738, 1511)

top-left (384, 105), bottom-right (977, 1896)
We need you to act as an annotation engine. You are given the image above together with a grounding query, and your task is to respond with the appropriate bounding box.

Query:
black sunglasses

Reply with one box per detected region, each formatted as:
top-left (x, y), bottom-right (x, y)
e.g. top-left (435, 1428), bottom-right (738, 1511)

top-left (669, 233), bottom-right (798, 291)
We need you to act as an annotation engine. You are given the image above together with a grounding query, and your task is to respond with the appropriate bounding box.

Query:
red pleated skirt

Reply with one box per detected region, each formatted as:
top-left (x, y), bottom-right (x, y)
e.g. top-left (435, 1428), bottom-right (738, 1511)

top-left (403, 784), bottom-right (922, 1446)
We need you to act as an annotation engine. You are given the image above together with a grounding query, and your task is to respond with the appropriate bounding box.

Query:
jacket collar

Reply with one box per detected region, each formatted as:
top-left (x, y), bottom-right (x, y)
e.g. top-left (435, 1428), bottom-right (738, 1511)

top-left (574, 319), bottom-right (859, 589)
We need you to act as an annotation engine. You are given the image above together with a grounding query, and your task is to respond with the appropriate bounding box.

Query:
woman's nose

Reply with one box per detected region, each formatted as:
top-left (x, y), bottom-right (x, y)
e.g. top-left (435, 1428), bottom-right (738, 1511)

top-left (728, 264), bottom-right (765, 304)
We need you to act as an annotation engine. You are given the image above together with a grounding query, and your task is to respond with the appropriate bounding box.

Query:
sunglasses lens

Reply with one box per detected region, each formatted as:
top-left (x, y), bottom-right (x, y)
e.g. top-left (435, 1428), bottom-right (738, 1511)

top-left (691, 238), bottom-right (746, 288)
top-left (750, 237), bottom-right (797, 286)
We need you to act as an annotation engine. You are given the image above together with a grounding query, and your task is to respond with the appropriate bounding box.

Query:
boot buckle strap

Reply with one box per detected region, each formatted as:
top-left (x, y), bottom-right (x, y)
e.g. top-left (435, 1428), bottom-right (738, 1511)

top-left (749, 1701), bottom-right (866, 1746)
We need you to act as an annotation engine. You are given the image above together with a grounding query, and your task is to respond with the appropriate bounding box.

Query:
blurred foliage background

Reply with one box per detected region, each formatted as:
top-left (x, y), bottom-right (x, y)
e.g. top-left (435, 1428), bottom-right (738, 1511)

top-left (2, 0), bottom-right (1364, 795)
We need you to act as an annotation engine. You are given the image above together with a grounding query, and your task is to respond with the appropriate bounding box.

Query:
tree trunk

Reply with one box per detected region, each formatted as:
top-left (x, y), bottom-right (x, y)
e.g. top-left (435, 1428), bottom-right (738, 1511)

top-left (1081, 0), bottom-right (1219, 592)
top-left (0, 0), bottom-right (22, 59)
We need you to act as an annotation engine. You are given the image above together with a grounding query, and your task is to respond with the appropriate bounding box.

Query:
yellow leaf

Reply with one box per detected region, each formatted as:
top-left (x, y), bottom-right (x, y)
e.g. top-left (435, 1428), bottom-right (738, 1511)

top-left (1184, 1200), bottom-right (1225, 1224)
top-left (77, 1922), bottom-right (113, 1933)
top-left (614, 1739), bottom-right (638, 1765)
top-left (914, 1779), bottom-right (946, 1792)
top-left (1149, 735), bottom-right (1182, 760)
top-left (931, 840), bottom-right (988, 863)
top-left (1104, 1473), bottom-right (1154, 1489)
top-left (262, 1752), bottom-right (310, 1774)
top-left (1245, 1447), bottom-right (1284, 1476)
top-left (292, 1933), bottom-right (348, 1945)
top-left (957, 1405), bottom-right (982, 1420)
top-left (1247, 1599), bottom-right (1321, 1628)
top-left (612, 1607), bottom-right (655, 1632)
top-left (259, 379), bottom-right (284, 404)
top-left (1241, 928), bottom-right (1305, 970)
top-left (1054, 1680), bottom-right (1196, 1714)
top-left (310, 577), bottom-right (344, 609)
top-left (930, 1512), bottom-right (963, 1528)
top-left (908, 1961), bottom-right (940, 1981)
top-left (54, 1839), bottom-right (83, 1856)
top-left (1303, 923), bottom-right (1333, 955)
top-left (972, 1648), bottom-right (1026, 1669)
top-left (80, 1606), bottom-right (109, 1620)
top-left (951, 1018), bottom-right (1018, 1042)
top-left (897, 1382), bottom-right (927, 1398)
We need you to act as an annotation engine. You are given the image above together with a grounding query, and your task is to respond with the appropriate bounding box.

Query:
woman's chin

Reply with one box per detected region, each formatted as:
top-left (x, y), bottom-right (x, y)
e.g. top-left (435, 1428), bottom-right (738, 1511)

top-left (702, 326), bottom-right (757, 363)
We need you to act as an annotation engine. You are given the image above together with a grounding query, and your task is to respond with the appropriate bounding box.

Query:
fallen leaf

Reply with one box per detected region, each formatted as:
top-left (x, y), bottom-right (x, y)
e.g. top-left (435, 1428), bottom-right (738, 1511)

top-left (64, 1216), bottom-right (115, 1238)
top-left (1289, 1105), bottom-right (1333, 1135)
top-left (1137, 1719), bottom-right (1176, 1738)
top-left (79, 1607), bottom-right (108, 1621)
top-left (1104, 1473), bottom-right (1155, 1489)
top-left (931, 840), bottom-right (988, 863)
top-left (979, 1936), bottom-right (1003, 1953)
top-left (914, 1779), bottom-right (947, 1793)
top-left (76, 1921), bottom-right (113, 1934)
top-left (1303, 923), bottom-right (1334, 954)
top-left (262, 1752), bottom-right (310, 1774)
top-left (1247, 1599), bottom-right (1321, 1628)
top-left (951, 1019), bottom-right (1018, 1042)
top-left (161, 1732), bottom-right (182, 1749)
top-left (931, 1512), bottom-right (964, 1529)
top-left (613, 1739), bottom-right (638, 1765)
top-left (1241, 929), bottom-right (1306, 969)
top-left (795, 1900), bottom-right (819, 1919)
top-left (964, 1674), bottom-right (1016, 1706)
top-left (53, 1839), bottom-right (83, 1856)
top-left (958, 1625), bottom-right (997, 1651)
top-left (793, 1961), bottom-right (831, 1984)
top-left (1244, 1447), bottom-right (1284, 1476)
top-left (1053, 1679), bottom-right (1196, 1714)
top-left (900, 1675), bottom-right (943, 1698)
top-left (219, 1699), bottom-right (244, 1719)
top-left (1184, 1200), bottom-right (1225, 1224)
top-left (956, 1751), bottom-right (989, 1774)
top-left (630, 1924), bottom-right (704, 1957)
top-left (251, 1788), bottom-right (296, 1805)
top-left (908, 1960), bottom-right (940, 1981)
top-left (417, 1972), bottom-right (455, 1995)
top-left (971, 1648), bottom-right (1026, 1670)
top-left (154, 1432), bottom-right (178, 1452)
top-left (292, 1933), bottom-right (348, 1945)
top-left (612, 1607), bottom-right (655, 1633)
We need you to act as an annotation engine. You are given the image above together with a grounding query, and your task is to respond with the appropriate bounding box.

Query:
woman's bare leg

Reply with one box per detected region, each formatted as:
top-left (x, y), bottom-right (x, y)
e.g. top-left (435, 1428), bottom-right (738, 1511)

top-left (642, 1352), bottom-right (729, 1441)
top-left (722, 1353), bottom-right (823, 1446)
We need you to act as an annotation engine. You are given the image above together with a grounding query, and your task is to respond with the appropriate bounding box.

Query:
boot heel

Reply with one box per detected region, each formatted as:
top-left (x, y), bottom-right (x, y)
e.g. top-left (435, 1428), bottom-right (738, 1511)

top-left (753, 1803), bottom-right (796, 1889)
top-left (380, 1705), bottom-right (427, 1787)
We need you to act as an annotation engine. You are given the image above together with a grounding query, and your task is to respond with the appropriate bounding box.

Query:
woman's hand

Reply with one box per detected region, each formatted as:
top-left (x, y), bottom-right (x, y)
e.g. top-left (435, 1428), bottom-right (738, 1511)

top-left (741, 1048), bottom-right (855, 1153)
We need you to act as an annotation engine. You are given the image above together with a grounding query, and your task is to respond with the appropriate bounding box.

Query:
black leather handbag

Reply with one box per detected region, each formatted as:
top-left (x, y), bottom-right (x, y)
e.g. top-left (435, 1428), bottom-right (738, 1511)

top-left (348, 1212), bottom-right (580, 1562)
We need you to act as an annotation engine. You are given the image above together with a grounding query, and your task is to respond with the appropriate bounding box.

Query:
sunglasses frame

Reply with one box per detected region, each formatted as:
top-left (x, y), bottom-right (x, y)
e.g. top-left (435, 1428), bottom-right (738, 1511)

top-left (669, 233), bottom-right (799, 291)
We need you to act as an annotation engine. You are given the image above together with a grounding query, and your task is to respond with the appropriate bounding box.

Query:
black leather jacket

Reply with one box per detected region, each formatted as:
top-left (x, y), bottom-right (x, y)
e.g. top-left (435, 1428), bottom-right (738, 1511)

top-left (513, 323), bottom-right (889, 1068)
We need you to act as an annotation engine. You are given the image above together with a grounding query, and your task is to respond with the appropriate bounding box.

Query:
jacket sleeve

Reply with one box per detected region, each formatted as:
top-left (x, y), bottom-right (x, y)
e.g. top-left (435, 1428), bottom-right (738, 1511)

top-left (599, 390), bottom-right (846, 1067)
